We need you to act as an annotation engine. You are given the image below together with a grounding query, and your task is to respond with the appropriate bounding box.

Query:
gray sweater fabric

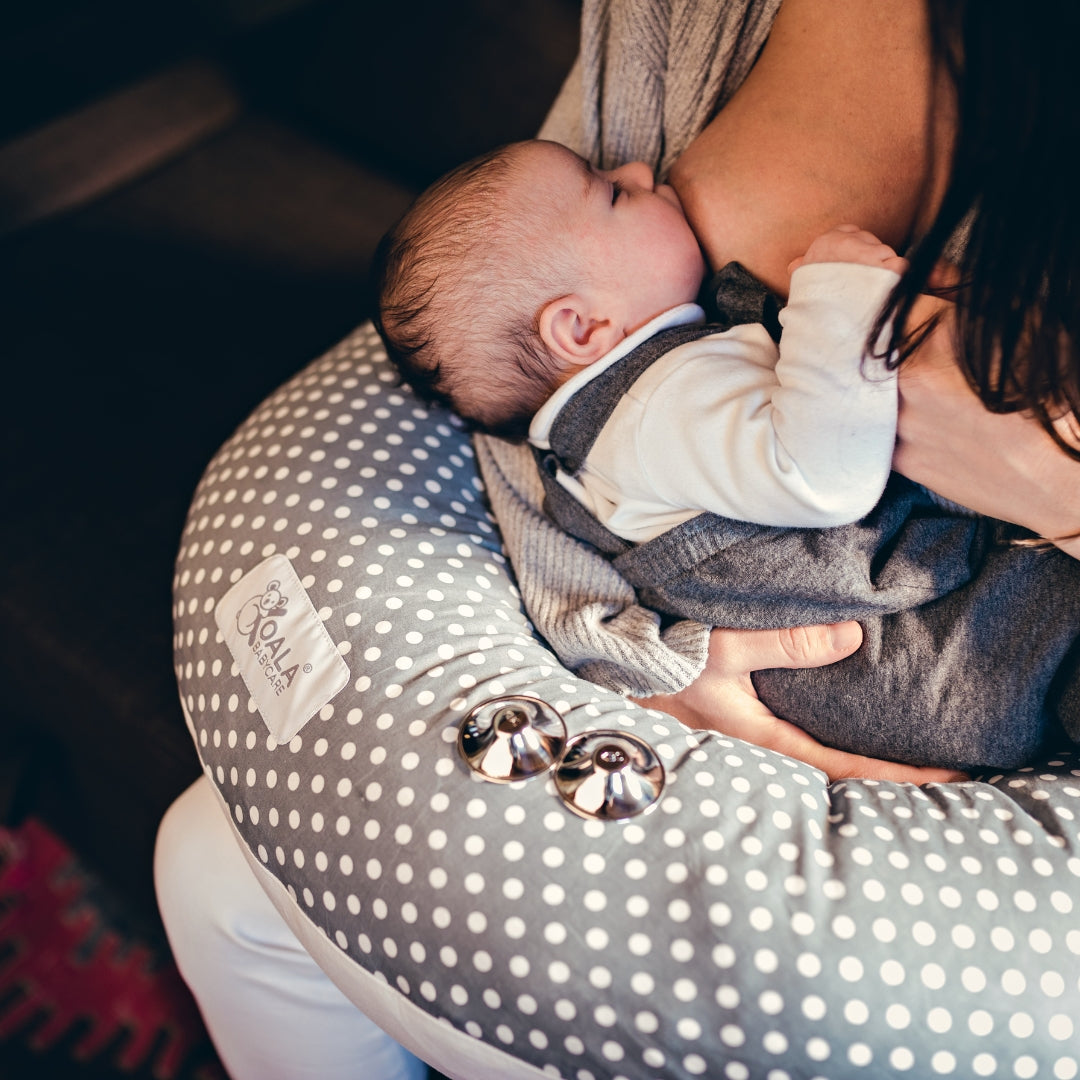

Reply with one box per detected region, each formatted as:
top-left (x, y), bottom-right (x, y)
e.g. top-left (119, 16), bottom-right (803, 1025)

top-left (475, 0), bottom-right (783, 697)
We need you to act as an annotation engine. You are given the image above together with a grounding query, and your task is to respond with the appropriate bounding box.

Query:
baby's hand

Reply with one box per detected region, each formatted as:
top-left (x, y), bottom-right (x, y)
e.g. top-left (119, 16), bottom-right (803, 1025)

top-left (789, 224), bottom-right (908, 275)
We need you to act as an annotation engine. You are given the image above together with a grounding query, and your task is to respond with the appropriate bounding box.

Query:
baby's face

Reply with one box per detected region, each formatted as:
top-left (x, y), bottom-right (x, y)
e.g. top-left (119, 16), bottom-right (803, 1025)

top-left (517, 141), bottom-right (706, 335)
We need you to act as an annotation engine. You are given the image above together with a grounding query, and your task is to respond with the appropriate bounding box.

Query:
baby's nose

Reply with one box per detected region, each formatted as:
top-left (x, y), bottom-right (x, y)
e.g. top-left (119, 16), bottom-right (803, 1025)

top-left (610, 160), bottom-right (655, 191)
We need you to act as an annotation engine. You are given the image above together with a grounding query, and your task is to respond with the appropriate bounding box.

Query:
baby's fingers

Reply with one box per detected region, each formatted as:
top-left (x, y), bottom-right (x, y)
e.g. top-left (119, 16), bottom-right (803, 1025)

top-left (799, 225), bottom-right (904, 270)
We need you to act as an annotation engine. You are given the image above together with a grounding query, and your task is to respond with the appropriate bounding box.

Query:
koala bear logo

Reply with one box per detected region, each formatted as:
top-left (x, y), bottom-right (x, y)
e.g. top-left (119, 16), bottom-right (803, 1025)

top-left (236, 579), bottom-right (289, 646)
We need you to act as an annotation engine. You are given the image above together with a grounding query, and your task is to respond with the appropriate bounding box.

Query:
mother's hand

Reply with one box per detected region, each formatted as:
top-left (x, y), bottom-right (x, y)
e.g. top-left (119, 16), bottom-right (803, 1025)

top-left (633, 623), bottom-right (967, 784)
top-left (895, 296), bottom-right (1080, 559)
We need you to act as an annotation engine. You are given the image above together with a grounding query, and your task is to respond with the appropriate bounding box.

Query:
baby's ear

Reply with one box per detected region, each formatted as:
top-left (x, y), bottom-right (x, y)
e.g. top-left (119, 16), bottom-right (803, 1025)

top-left (538, 295), bottom-right (622, 368)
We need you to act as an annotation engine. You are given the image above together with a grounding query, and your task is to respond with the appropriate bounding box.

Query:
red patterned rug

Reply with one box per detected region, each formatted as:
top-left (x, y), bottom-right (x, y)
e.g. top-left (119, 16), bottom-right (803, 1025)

top-left (0, 817), bottom-right (226, 1080)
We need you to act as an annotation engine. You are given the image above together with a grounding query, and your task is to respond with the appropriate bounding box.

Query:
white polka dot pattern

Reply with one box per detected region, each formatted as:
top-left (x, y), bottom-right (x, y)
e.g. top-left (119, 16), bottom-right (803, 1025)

top-left (174, 323), bottom-right (1080, 1080)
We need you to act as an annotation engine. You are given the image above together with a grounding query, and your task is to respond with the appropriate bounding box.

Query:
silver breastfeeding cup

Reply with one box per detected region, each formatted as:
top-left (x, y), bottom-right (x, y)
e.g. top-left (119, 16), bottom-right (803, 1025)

top-left (458, 695), bottom-right (568, 782)
top-left (553, 730), bottom-right (665, 820)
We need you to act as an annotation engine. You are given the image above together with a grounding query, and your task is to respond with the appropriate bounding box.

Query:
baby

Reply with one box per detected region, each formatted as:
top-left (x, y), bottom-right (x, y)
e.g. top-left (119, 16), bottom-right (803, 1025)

top-left (375, 139), bottom-right (1080, 771)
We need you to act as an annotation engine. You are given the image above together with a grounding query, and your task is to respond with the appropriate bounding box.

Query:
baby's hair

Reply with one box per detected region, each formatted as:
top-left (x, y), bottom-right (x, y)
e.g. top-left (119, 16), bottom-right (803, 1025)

top-left (373, 142), bottom-right (572, 440)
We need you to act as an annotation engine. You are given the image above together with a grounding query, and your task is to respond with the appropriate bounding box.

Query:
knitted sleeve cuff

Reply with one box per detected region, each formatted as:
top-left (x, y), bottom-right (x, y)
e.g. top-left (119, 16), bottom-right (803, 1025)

top-left (475, 433), bottom-right (711, 697)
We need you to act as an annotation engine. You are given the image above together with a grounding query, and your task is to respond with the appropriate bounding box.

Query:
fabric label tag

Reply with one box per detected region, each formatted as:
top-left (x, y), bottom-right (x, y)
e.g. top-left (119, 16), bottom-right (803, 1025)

top-left (214, 554), bottom-right (350, 744)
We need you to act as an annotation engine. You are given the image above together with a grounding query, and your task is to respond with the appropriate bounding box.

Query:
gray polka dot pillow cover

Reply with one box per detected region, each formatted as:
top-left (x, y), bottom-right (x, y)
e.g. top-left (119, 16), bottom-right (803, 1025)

top-left (173, 323), bottom-right (1080, 1080)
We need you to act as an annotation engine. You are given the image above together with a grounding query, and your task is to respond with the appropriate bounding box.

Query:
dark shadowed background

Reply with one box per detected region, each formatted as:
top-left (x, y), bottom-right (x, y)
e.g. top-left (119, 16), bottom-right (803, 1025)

top-left (0, 0), bottom-right (579, 942)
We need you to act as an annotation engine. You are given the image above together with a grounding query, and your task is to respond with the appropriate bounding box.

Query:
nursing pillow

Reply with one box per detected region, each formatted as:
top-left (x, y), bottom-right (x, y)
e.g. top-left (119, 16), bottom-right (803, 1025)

top-left (173, 323), bottom-right (1080, 1080)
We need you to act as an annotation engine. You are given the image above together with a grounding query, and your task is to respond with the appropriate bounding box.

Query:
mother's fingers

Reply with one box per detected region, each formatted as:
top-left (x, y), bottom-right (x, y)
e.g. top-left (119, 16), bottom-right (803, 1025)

top-left (708, 621), bottom-right (863, 677)
top-left (758, 714), bottom-right (969, 784)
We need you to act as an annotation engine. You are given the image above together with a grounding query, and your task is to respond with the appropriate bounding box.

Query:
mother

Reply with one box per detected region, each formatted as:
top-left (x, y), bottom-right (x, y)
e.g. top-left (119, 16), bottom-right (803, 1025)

top-left (478, 0), bottom-right (1080, 783)
top-left (157, 0), bottom-right (1080, 1077)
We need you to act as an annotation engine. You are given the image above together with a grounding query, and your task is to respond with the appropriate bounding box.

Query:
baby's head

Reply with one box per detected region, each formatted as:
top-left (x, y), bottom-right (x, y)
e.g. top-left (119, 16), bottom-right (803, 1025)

top-left (374, 139), bottom-right (705, 438)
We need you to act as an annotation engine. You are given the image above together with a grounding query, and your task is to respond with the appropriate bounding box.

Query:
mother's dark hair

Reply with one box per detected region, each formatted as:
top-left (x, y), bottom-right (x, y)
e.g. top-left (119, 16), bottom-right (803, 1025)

top-left (881, 0), bottom-right (1080, 457)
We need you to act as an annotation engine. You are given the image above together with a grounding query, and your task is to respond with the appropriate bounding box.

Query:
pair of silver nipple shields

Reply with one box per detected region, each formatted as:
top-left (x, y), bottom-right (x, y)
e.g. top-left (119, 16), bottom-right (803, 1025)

top-left (458, 695), bottom-right (665, 821)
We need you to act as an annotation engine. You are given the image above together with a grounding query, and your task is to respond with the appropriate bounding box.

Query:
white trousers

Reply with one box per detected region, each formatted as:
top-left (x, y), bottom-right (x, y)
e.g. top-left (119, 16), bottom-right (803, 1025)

top-left (154, 777), bottom-right (429, 1080)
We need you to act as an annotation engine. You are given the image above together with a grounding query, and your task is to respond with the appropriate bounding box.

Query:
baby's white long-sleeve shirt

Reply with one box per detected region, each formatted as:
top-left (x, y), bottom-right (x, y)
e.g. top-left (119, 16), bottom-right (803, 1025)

top-left (529, 261), bottom-right (901, 543)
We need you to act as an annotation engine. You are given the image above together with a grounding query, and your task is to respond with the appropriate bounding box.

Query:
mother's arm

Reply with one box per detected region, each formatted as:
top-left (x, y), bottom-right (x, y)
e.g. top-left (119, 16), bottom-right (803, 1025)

top-left (895, 298), bottom-right (1080, 559)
